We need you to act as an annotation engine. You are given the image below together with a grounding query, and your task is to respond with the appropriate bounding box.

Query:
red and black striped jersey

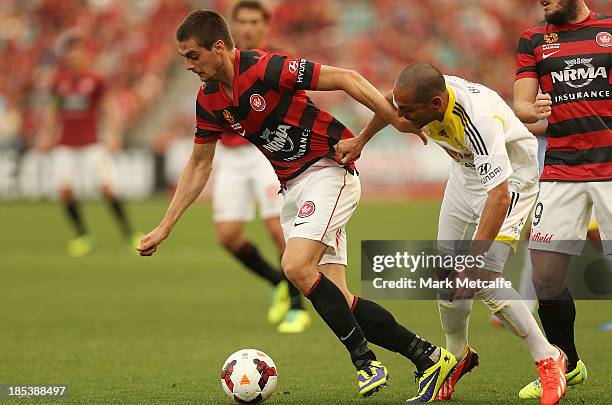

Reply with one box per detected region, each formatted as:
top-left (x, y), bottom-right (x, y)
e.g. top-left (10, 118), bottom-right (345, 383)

top-left (194, 49), bottom-right (355, 183)
top-left (219, 44), bottom-right (288, 148)
top-left (516, 11), bottom-right (612, 182)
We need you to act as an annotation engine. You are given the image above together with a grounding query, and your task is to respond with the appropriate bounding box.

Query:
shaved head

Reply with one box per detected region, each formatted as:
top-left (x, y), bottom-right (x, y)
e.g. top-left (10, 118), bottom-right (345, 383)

top-left (396, 63), bottom-right (446, 104)
top-left (392, 63), bottom-right (448, 127)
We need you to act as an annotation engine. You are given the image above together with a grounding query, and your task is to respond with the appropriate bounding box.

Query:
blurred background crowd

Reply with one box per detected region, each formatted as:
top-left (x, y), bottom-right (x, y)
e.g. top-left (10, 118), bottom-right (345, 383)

top-left (0, 0), bottom-right (610, 198)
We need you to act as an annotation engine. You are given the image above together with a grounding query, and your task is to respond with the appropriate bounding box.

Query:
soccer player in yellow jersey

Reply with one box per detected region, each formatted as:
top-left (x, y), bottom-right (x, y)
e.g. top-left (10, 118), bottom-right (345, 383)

top-left (336, 63), bottom-right (567, 405)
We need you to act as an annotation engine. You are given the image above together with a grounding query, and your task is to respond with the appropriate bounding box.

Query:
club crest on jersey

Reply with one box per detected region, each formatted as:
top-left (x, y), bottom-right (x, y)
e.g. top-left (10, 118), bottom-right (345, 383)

top-left (298, 201), bottom-right (315, 218)
top-left (544, 33), bottom-right (559, 44)
top-left (250, 94), bottom-right (266, 112)
top-left (596, 32), bottom-right (612, 48)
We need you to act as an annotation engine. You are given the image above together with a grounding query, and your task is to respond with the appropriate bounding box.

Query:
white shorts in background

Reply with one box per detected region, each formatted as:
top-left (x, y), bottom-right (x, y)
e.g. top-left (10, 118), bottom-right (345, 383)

top-left (529, 181), bottom-right (612, 256)
top-left (280, 160), bottom-right (360, 266)
top-left (212, 144), bottom-right (283, 222)
top-left (438, 173), bottom-right (538, 272)
top-left (53, 143), bottom-right (113, 190)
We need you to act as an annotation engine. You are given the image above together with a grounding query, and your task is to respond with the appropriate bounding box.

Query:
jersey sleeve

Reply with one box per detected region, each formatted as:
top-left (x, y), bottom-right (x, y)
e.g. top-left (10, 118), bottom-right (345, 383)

top-left (257, 52), bottom-right (321, 92)
top-left (466, 115), bottom-right (513, 191)
top-left (194, 91), bottom-right (223, 144)
top-left (516, 31), bottom-right (538, 80)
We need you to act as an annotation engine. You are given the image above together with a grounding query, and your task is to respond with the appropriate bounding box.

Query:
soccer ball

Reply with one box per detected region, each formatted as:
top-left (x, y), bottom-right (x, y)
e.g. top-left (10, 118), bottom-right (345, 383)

top-left (220, 349), bottom-right (278, 403)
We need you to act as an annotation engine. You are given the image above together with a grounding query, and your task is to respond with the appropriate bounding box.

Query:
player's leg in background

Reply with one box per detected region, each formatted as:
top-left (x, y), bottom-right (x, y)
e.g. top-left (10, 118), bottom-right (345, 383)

top-left (97, 145), bottom-right (140, 246)
top-left (589, 181), bottom-right (612, 332)
top-left (216, 219), bottom-right (291, 326)
top-left (53, 146), bottom-right (92, 257)
top-left (530, 182), bottom-right (592, 374)
top-left (212, 151), bottom-right (289, 325)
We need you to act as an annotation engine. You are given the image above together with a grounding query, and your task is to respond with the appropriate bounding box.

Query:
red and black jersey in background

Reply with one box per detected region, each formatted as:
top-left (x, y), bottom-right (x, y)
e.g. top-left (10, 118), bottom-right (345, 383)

top-left (194, 49), bottom-right (356, 184)
top-left (516, 11), bottom-right (612, 182)
top-left (50, 69), bottom-right (106, 147)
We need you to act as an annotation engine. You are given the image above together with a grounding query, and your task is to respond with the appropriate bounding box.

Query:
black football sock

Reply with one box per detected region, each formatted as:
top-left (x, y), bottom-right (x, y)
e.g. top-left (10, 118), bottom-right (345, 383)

top-left (305, 273), bottom-right (376, 368)
top-left (538, 288), bottom-right (579, 370)
top-left (352, 297), bottom-right (438, 372)
top-left (235, 241), bottom-right (283, 285)
top-left (280, 255), bottom-right (304, 310)
top-left (283, 273), bottom-right (304, 310)
top-left (64, 200), bottom-right (87, 237)
top-left (105, 196), bottom-right (133, 238)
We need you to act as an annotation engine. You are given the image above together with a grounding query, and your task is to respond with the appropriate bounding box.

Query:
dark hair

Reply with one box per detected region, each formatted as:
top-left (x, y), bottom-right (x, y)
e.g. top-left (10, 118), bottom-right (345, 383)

top-left (232, 1), bottom-right (271, 22)
top-left (396, 63), bottom-right (446, 104)
top-left (176, 9), bottom-right (235, 50)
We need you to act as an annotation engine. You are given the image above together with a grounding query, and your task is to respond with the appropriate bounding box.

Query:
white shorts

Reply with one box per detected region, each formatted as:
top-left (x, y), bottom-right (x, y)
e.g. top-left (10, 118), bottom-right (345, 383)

top-left (53, 143), bottom-right (112, 190)
top-left (212, 144), bottom-right (283, 222)
top-left (529, 181), bottom-right (612, 256)
top-left (438, 173), bottom-right (538, 272)
top-left (280, 160), bottom-right (360, 266)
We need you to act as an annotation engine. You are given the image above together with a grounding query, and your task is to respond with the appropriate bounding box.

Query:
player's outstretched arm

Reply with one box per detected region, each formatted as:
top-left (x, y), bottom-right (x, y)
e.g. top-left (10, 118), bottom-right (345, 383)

top-left (514, 78), bottom-right (551, 124)
top-left (316, 66), bottom-right (398, 126)
top-left (334, 89), bottom-right (425, 164)
top-left (138, 142), bottom-right (216, 256)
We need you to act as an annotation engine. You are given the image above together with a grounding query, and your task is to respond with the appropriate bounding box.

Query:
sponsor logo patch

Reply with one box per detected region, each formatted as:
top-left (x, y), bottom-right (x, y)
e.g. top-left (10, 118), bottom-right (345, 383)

top-left (478, 163), bottom-right (491, 175)
top-left (288, 59), bottom-right (299, 73)
top-left (223, 110), bottom-right (235, 124)
top-left (530, 231), bottom-right (554, 243)
top-left (551, 58), bottom-right (607, 88)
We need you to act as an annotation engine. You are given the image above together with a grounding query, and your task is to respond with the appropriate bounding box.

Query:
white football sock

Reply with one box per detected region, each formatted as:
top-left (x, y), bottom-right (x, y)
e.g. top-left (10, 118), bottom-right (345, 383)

top-left (477, 286), bottom-right (557, 362)
top-left (438, 299), bottom-right (472, 361)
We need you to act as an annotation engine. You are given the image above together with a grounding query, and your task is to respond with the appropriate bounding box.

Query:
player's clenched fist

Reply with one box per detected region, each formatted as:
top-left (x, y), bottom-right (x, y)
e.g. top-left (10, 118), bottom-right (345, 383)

top-left (531, 93), bottom-right (552, 120)
top-left (334, 137), bottom-right (364, 165)
top-left (138, 225), bottom-right (169, 256)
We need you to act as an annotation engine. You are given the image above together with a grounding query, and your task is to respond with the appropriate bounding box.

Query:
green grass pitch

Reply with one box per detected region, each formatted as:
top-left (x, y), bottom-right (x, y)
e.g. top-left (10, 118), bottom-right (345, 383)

top-left (1, 198), bottom-right (610, 404)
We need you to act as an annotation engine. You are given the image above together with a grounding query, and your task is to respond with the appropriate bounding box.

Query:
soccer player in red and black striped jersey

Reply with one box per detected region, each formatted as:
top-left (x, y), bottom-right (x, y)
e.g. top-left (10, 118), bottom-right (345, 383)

top-left (138, 9), bottom-right (453, 400)
top-left (514, 0), bottom-right (611, 399)
top-left (211, 0), bottom-right (310, 334)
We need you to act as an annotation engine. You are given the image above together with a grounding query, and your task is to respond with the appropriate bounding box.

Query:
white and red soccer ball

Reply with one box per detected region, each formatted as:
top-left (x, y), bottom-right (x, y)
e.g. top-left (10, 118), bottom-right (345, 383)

top-left (221, 349), bottom-right (278, 403)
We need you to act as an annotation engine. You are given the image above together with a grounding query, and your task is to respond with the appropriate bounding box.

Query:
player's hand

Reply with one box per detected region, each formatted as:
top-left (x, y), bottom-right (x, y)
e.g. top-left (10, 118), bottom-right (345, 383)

top-left (137, 225), bottom-right (170, 256)
top-left (334, 137), bottom-right (364, 165)
top-left (450, 268), bottom-right (478, 301)
top-left (530, 93), bottom-right (552, 120)
top-left (392, 118), bottom-right (428, 145)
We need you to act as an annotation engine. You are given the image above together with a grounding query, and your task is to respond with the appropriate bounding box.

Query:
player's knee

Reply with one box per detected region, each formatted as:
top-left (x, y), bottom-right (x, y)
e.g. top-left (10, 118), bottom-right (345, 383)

top-left (100, 184), bottom-right (114, 199)
top-left (281, 256), bottom-right (313, 290)
top-left (216, 230), bottom-right (242, 253)
top-left (60, 187), bottom-right (74, 202)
